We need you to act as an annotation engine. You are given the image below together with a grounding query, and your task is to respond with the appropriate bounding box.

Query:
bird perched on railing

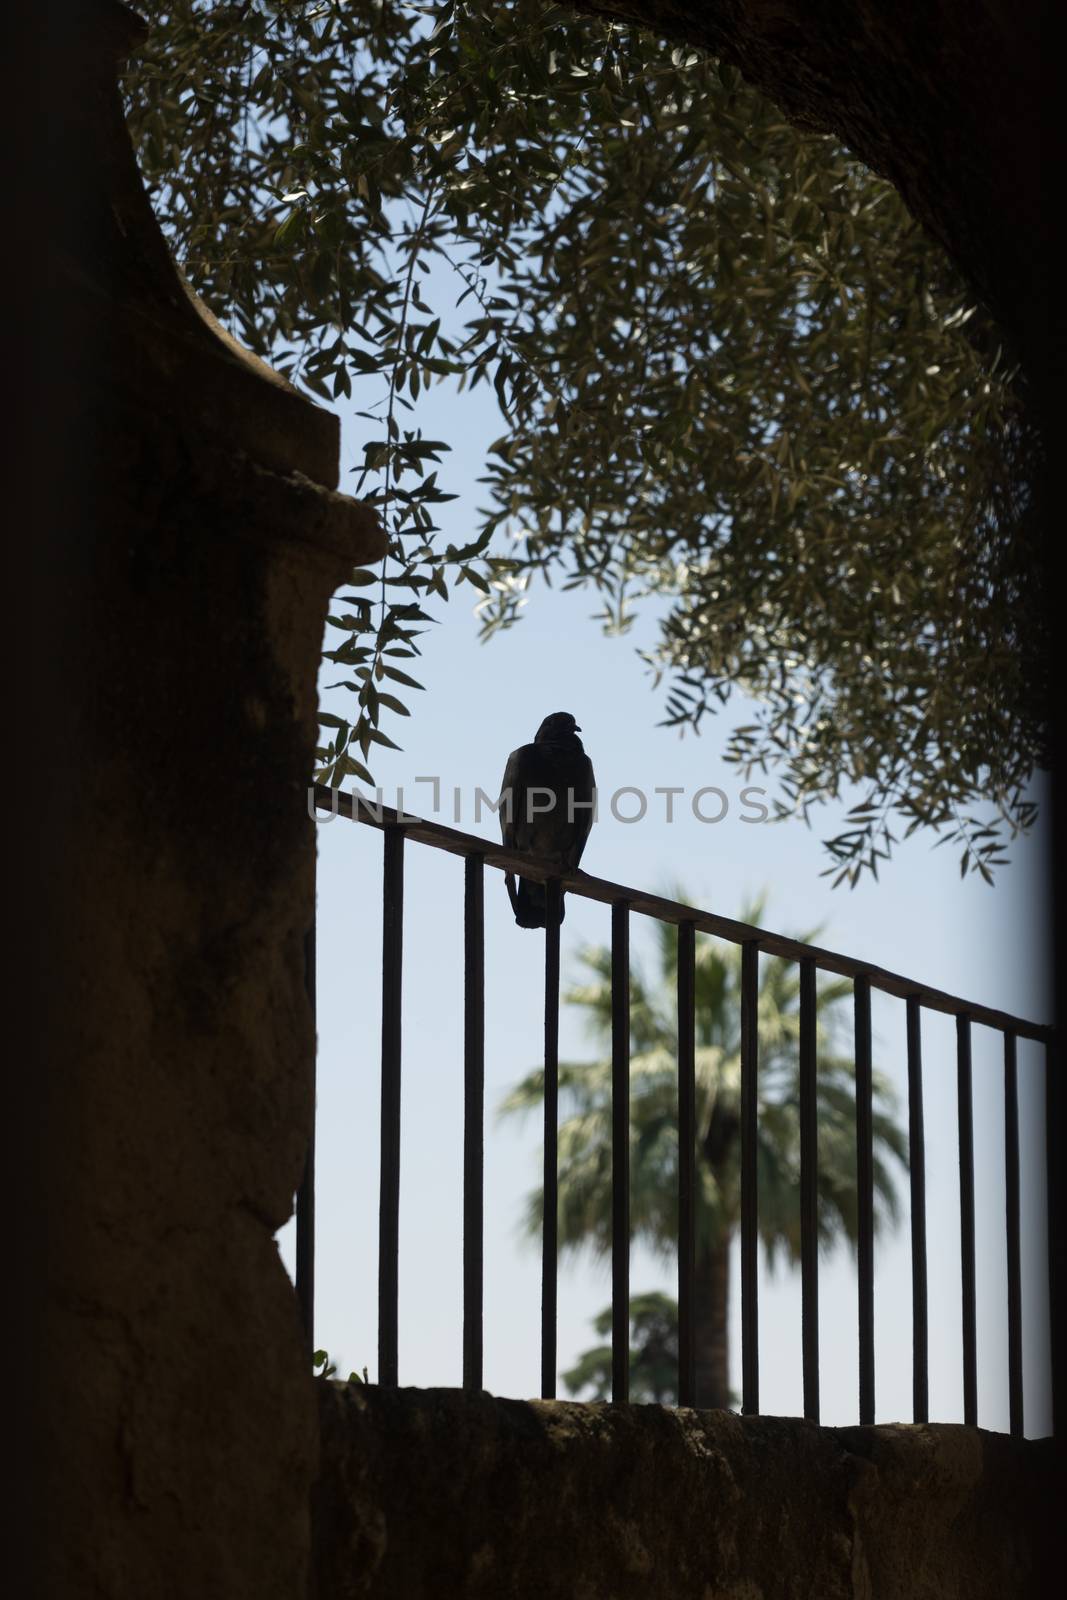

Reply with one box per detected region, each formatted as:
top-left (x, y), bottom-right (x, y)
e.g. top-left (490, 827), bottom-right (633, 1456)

top-left (499, 712), bottom-right (596, 927)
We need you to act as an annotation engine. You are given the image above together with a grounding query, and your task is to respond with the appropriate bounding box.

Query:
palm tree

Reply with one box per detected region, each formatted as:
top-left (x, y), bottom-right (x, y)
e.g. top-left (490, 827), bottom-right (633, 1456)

top-left (499, 893), bottom-right (908, 1409)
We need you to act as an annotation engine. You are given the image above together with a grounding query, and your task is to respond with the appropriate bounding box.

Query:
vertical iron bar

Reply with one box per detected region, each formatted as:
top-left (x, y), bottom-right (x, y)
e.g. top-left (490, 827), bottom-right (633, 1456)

top-left (1048, 1038), bottom-right (1061, 1439)
top-left (612, 900), bottom-right (630, 1402)
top-left (378, 827), bottom-right (404, 1388)
top-left (462, 855), bottom-right (485, 1393)
top-left (541, 879), bottom-right (561, 1399)
top-left (854, 974), bottom-right (875, 1425)
top-left (677, 921), bottom-right (697, 1408)
top-left (1004, 1030), bottom-right (1024, 1437)
top-left (800, 956), bottom-right (819, 1422)
top-left (907, 995), bottom-right (928, 1422)
top-left (740, 940), bottom-right (760, 1415)
top-left (957, 1014), bottom-right (978, 1426)
top-left (295, 919), bottom-right (316, 1355)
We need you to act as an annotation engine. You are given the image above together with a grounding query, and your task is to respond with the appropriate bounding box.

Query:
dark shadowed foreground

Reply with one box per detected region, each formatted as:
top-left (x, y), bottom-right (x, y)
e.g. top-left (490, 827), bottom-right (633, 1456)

top-left (315, 1385), bottom-right (1058, 1600)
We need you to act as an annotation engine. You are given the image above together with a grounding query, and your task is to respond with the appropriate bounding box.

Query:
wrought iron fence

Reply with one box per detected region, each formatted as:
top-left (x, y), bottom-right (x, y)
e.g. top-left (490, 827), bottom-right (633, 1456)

top-left (298, 784), bottom-right (1058, 1436)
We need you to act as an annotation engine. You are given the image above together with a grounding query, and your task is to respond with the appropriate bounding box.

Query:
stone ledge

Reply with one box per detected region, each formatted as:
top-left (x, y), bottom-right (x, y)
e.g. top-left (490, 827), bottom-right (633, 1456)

top-left (57, 0), bottom-right (361, 493)
top-left (313, 1385), bottom-right (1060, 1600)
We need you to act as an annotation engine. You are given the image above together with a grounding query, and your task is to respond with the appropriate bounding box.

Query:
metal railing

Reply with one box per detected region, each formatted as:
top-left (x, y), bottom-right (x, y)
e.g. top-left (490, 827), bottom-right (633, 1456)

top-left (297, 784), bottom-right (1058, 1436)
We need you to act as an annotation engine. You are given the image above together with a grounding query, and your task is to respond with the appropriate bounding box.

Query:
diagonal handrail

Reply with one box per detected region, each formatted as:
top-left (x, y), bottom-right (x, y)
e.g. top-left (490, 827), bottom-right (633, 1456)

top-left (312, 784), bottom-right (1054, 1043)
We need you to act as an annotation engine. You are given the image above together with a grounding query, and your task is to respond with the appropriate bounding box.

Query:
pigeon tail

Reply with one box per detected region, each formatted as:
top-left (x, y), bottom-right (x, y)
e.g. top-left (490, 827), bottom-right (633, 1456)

top-left (506, 873), bottom-right (566, 929)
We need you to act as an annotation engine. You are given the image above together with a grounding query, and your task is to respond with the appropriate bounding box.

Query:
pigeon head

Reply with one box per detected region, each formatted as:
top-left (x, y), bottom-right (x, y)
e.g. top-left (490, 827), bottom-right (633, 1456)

top-left (535, 711), bottom-right (582, 743)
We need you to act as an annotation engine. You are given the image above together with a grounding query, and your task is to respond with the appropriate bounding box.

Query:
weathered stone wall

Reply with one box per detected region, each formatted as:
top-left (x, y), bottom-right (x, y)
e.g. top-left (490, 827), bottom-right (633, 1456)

top-left (315, 1386), bottom-right (1060, 1600)
top-left (42, 4), bottom-right (384, 1595)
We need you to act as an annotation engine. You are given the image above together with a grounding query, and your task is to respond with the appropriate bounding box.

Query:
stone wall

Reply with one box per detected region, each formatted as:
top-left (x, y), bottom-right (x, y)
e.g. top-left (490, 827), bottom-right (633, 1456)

top-left (42, 5), bottom-right (384, 1595)
top-left (315, 1385), bottom-right (1059, 1600)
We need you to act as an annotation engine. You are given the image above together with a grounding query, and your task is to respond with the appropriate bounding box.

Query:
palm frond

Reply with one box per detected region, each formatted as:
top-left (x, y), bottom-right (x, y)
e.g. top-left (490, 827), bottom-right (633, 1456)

top-left (498, 883), bottom-right (909, 1280)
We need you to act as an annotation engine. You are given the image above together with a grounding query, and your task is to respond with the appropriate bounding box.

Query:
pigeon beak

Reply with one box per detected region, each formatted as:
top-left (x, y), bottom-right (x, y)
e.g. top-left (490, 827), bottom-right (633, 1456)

top-left (575, 724), bottom-right (582, 732)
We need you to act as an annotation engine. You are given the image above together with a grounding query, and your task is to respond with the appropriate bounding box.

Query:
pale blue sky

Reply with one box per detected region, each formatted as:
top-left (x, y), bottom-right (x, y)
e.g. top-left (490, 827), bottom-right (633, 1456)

top-left (276, 257), bottom-right (1053, 1437)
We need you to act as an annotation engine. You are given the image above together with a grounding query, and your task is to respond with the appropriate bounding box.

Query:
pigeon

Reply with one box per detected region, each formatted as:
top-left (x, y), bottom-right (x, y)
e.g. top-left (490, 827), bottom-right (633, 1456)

top-left (499, 712), bottom-right (596, 928)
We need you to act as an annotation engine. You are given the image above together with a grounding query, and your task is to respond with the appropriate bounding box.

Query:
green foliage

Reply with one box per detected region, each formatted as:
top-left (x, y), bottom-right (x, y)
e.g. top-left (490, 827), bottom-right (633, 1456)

top-left (562, 1292), bottom-right (740, 1406)
top-left (498, 893), bottom-right (908, 1266)
top-left (123, 1), bottom-right (1043, 879)
top-left (562, 1291), bottom-right (681, 1404)
top-left (313, 1348), bottom-right (368, 1384)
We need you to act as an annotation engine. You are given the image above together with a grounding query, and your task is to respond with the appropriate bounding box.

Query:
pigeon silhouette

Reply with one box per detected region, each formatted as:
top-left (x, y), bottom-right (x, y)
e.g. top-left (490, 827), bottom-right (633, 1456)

top-left (499, 712), bottom-right (596, 928)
